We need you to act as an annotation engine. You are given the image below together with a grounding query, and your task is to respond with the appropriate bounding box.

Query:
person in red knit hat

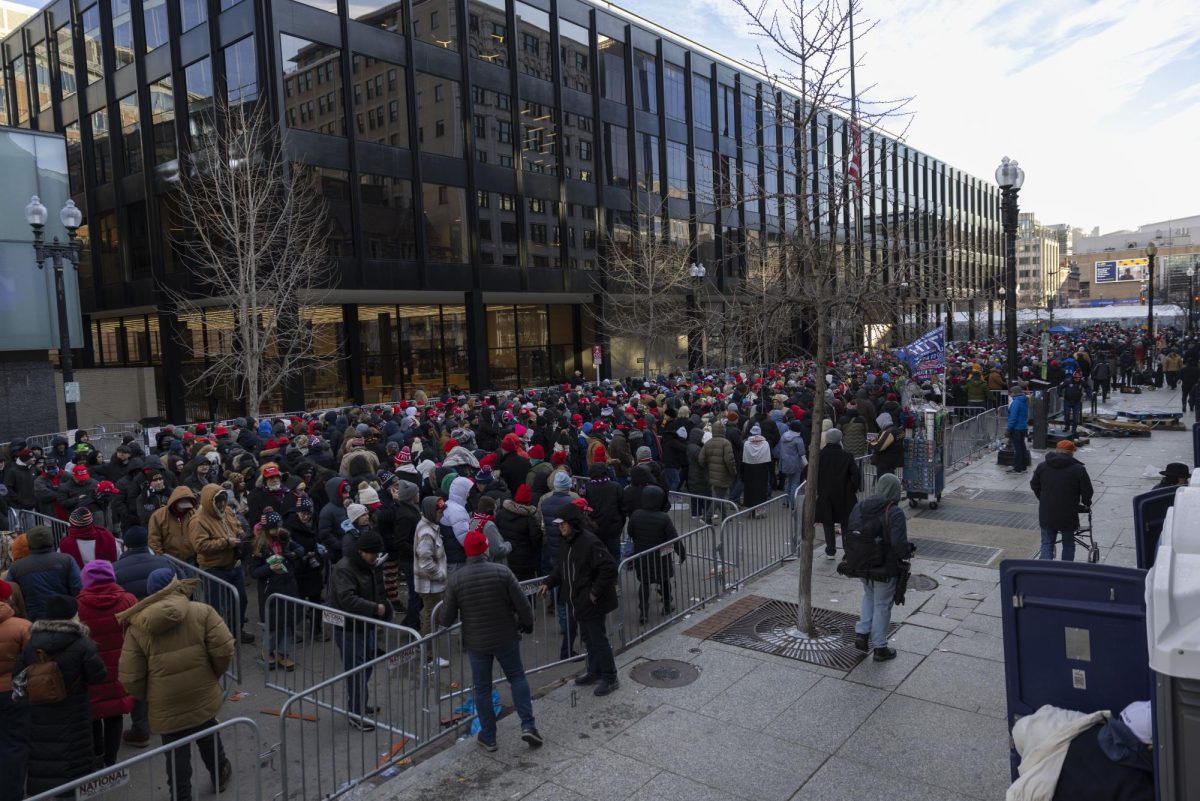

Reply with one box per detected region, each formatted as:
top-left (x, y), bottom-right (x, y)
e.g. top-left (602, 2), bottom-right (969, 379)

top-left (60, 508), bottom-right (120, 569)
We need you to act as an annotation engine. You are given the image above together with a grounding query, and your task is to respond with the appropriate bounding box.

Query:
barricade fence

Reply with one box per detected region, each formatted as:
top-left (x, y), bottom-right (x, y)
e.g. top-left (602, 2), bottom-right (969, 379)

top-left (615, 523), bottom-right (724, 649)
top-left (668, 490), bottom-right (738, 535)
top-left (6, 508), bottom-right (69, 545)
top-left (164, 555), bottom-right (243, 684)
top-left (854, 456), bottom-right (880, 501)
top-left (943, 406), bottom-right (1004, 470)
top-left (719, 494), bottom-right (795, 589)
top-left (262, 594), bottom-right (420, 698)
top-left (30, 717), bottom-right (264, 801)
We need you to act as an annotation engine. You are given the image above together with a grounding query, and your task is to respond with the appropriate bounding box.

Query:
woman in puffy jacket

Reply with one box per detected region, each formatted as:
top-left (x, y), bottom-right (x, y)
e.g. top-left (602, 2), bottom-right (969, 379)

top-left (75, 560), bottom-right (137, 767)
top-left (494, 484), bottom-right (541, 580)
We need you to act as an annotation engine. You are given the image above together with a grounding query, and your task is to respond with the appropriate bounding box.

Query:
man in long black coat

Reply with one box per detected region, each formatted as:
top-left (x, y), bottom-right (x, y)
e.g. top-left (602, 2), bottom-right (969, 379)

top-left (814, 430), bottom-right (861, 559)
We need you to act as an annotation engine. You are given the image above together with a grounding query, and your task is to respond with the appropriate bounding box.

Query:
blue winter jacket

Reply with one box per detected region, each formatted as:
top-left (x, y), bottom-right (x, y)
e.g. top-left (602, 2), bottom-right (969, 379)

top-left (113, 547), bottom-right (175, 599)
top-left (1007, 395), bottom-right (1029, 431)
top-left (6, 548), bottom-right (82, 621)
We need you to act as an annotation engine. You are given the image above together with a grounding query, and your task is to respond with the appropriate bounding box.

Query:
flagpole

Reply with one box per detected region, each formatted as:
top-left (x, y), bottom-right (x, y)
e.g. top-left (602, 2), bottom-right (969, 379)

top-left (848, 1), bottom-right (865, 344)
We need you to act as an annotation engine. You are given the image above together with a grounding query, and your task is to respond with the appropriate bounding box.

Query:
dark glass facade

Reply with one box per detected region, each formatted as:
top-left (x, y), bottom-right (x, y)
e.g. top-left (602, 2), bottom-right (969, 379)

top-left (1, 0), bottom-right (1001, 420)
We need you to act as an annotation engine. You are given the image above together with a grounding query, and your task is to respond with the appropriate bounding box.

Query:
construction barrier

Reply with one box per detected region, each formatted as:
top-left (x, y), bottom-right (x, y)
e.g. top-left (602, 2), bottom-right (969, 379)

top-left (27, 717), bottom-right (264, 801)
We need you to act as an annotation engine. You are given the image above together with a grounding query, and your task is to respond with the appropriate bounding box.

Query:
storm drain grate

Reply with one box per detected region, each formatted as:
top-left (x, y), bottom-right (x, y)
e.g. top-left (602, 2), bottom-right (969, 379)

top-left (629, 659), bottom-right (701, 688)
top-left (914, 505), bottom-right (1040, 531)
top-left (908, 537), bottom-right (1003, 566)
top-left (946, 487), bottom-right (1037, 505)
top-left (908, 574), bottom-right (939, 592)
top-left (708, 600), bottom-right (897, 670)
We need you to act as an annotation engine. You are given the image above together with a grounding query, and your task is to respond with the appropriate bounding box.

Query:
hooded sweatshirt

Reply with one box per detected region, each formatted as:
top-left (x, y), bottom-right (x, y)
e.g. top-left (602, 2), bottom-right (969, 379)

top-left (76, 579), bottom-right (138, 719)
top-left (186, 484), bottom-right (243, 570)
top-left (149, 485), bottom-right (198, 561)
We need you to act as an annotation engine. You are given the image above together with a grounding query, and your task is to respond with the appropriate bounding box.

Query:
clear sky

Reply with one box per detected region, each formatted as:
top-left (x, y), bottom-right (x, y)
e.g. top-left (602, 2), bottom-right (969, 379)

top-left (615, 0), bottom-right (1200, 236)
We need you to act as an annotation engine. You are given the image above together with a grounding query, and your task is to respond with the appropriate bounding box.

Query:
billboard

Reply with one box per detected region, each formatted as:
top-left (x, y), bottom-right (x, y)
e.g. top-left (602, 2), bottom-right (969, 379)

top-left (0, 127), bottom-right (84, 351)
top-left (1095, 258), bottom-right (1148, 284)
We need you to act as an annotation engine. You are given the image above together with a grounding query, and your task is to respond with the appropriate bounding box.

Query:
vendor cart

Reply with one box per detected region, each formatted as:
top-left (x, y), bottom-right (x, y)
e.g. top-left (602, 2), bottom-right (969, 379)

top-left (903, 409), bottom-right (944, 509)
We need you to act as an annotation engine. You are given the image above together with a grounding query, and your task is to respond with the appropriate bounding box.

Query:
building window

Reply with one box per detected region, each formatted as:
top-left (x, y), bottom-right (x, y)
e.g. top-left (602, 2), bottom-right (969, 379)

top-left (144, 0), bottom-right (169, 51)
top-left (119, 93), bottom-right (142, 175)
top-left (11, 55), bottom-right (28, 124)
top-left (424, 184), bottom-right (468, 263)
top-left (359, 174), bottom-right (418, 260)
top-left (32, 42), bottom-right (51, 113)
top-left (56, 23), bottom-right (77, 100)
top-left (181, 0), bottom-right (207, 31)
top-left (65, 122), bottom-right (84, 193)
top-left (663, 62), bottom-right (685, 121)
top-left (283, 36), bottom-right (346, 138)
top-left (604, 123), bottom-right (628, 187)
top-left (633, 50), bottom-right (656, 113)
top-left (81, 5), bottom-right (103, 85)
top-left (692, 73), bottom-right (711, 131)
top-left (110, 0), bottom-right (134, 69)
top-left (92, 108), bottom-right (112, 184)
top-left (225, 36), bottom-right (257, 104)
top-left (666, 140), bottom-right (687, 199)
top-left (637, 133), bottom-right (659, 193)
top-left (184, 57), bottom-right (214, 149)
top-left (599, 36), bottom-right (625, 102)
top-left (150, 77), bottom-right (175, 165)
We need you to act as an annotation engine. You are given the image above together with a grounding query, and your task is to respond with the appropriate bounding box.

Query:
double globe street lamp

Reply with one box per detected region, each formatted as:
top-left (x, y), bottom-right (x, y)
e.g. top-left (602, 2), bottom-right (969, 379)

top-left (25, 195), bottom-right (84, 429)
top-left (995, 157), bottom-right (1025, 385)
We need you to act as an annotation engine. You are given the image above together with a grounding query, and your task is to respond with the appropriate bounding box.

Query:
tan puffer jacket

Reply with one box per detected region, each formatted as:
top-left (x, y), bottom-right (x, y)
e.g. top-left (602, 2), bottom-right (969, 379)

top-left (149, 485), bottom-right (198, 561)
top-left (186, 484), bottom-right (242, 570)
top-left (117, 577), bottom-right (234, 735)
top-left (0, 600), bottom-right (32, 691)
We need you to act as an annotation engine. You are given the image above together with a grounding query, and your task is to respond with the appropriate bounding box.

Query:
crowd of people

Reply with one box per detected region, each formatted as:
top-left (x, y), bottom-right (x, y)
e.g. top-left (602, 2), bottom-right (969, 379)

top-left (0, 320), bottom-right (1193, 794)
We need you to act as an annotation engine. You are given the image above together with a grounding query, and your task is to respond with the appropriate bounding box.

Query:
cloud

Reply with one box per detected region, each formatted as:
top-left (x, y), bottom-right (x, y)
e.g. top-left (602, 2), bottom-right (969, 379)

top-left (618, 0), bottom-right (1200, 233)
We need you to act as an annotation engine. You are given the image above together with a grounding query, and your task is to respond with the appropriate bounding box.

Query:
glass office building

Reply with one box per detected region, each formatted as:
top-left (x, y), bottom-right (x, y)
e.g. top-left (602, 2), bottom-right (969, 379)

top-left (0, 0), bottom-right (1002, 419)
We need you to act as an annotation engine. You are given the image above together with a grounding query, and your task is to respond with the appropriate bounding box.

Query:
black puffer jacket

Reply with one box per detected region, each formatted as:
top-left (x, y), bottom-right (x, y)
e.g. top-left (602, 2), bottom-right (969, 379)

top-left (438, 555), bottom-right (533, 652)
top-left (15, 618), bottom-right (107, 794)
top-left (1030, 452), bottom-right (1094, 533)
top-left (495, 500), bottom-right (541, 581)
top-left (113, 547), bottom-right (174, 599)
top-left (626, 486), bottom-right (683, 556)
top-left (583, 477), bottom-right (625, 548)
top-left (544, 529), bottom-right (618, 621)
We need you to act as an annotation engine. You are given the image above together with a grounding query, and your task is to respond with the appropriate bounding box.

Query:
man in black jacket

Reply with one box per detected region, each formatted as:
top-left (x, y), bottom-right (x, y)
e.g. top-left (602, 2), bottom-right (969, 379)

top-left (439, 529), bottom-right (541, 751)
top-left (1058, 372), bottom-right (1088, 435)
top-left (661, 423), bottom-right (689, 493)
top-left (582, 464), bottom-right (625, 565)
top-left (329, 531), bottom-right (393, 731)
top-left (814, 430), bottom-right (861, 559)
top-left (3, 448), bottom-right (37, 511)
top-left (1031, 440), bottom-right (1094, 561)
top-left (378, 479), bottom-right (422, 630)
top-left (539, 506), bottom-right (619, 696)
top-left (626, 486), bottom-right (684, 623)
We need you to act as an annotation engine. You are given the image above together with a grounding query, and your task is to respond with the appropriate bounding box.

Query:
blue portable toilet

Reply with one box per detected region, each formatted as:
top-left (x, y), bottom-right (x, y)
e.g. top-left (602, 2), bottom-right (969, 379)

top-left (1133, 487), bottom-right (1180, 569)
top-left (1000, 560), bottom-right (1152, 780)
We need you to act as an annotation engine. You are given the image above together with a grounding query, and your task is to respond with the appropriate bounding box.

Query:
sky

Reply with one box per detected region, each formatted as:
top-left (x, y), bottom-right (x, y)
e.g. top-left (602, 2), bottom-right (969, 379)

top-left (615, 0), bottom-right (1200, 236)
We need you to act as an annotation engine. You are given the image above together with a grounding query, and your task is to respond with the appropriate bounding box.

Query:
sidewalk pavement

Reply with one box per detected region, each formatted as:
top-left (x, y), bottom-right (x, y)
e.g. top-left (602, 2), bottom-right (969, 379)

top-left (360, 388), bottom-right (1193, 801)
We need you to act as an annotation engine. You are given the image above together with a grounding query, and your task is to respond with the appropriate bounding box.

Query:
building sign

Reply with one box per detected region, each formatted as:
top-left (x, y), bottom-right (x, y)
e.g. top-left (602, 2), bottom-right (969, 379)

top-left (1095, 258), bottom-right (1148, 283)
top-left (591, 345), bottom-right (602, 365)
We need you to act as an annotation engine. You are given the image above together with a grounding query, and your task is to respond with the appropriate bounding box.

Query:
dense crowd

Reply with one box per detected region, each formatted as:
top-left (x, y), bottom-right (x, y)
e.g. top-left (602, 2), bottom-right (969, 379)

top-left (0, 320), bottom-right (1194, 797)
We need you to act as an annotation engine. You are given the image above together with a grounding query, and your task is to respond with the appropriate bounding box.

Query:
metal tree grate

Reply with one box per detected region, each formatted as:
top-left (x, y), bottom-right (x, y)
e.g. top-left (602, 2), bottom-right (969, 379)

top-left (908, 574), bottom-right (939, 592)
top-left (908, 537), bottom-right (1003, 565)
top-left (914, 505), bottom-right (1041, 531)
top-left (629, 659), bottom-right (701, 688)
top-left (707, 600), bottom-right (897, 670)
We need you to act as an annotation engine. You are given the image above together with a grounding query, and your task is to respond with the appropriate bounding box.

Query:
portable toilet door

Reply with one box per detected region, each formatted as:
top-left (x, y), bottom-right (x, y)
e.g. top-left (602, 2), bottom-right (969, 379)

top-left (1000, 559), bottom-right (1152, 780)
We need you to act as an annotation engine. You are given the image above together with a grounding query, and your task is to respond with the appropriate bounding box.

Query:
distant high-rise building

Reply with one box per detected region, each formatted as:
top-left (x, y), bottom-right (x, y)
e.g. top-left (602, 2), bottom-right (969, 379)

top-left (1017, 213), bottom-right (1062, 308)
top-left (0, 0), bottom-right (31, 37)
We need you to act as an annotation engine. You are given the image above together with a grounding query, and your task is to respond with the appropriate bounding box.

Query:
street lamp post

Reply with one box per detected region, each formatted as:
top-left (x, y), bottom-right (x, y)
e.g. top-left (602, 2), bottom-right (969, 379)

top-left (687, 262), bottom-right (706, 371)
top-left (1188, 265), bottom-right (1196, 334)
top-left (1145, 241), bottom-right (1157, 364)
top-left (25, 195), bottom-right (84, 430)
top-left (995, 157), bottom-right (1025, 385)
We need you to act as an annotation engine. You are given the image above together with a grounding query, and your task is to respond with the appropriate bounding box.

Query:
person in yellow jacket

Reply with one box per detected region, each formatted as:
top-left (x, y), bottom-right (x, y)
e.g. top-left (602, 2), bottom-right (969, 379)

top-left (186, 485), bottom-right (253, 644)
top-left (148, 485), bottom-right (198, 562)
top-left (118, 571), bottom-right (235, 801)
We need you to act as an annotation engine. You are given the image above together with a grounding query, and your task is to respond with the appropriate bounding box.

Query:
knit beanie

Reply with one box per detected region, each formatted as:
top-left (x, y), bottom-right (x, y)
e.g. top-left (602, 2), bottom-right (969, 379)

top-left (552, 471), bottom-right (572, 491)
top-left (122, 526), bottom-right (149, 548)
top-left (27, 526), bottom-right (55, 551)
top-left (147, 568), bottom-right (176, 595)
top-left (44, 594), bottom-right (78, 620)
top-left (81, 559), bottom-right (117, 588)
top-left (69, 508), bottom-right (94, 527)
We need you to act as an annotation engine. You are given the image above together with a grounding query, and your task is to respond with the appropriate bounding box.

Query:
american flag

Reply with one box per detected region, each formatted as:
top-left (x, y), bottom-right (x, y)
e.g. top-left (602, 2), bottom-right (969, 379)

top-left (847, 112), bottom-right (862, 198)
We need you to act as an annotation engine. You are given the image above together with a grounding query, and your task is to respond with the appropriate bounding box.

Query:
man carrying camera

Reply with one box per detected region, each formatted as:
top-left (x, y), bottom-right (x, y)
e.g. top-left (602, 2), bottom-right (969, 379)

top-left (439, 529), bottom-right (542, 752)
top-left (837, 473), bottom-right (913, 662)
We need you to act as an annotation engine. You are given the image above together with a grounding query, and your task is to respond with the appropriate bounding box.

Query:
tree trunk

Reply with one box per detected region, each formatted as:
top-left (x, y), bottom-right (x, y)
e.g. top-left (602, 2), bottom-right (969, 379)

top-left (797, 306), bottom-right (829, 635)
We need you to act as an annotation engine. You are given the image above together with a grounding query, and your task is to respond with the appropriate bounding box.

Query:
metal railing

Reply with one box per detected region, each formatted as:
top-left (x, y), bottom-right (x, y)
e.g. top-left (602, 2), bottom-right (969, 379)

top-left (164, 555), bottom-right (243, 684)
top-left (615, 523), bottom-right (724, 649)
top-left (854, 455), bottom-right (881, 500)
top-left (668, 490), bottom-right (738, 535)
top-left (6, 507), bottom-right (70, 545)
top-left (261, 594), bottom-right (420, 698)
top-left (718, 493), bottom-right (795, 589)
top-left (942, 406), bottom-right (1005, 471)
top-left (28, 717), bottom-right (264, 801)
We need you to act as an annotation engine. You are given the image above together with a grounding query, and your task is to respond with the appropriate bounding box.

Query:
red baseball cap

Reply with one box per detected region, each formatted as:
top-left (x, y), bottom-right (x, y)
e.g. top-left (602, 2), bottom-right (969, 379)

top-left (262, 464), bottom-right (282, 478)
top-left (72, 464), bottom-right (90, 480)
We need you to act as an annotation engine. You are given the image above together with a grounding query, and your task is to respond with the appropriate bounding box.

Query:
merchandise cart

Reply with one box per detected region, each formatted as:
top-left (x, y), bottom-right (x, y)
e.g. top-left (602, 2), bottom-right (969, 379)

top-left (903, 409), bottom-right (944, 509)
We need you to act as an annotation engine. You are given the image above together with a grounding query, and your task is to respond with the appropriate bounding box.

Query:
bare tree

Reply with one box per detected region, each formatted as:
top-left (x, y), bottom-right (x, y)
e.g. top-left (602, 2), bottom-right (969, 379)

top-left (722, 0), bottom-right (935, 635)
top-left (594, 205), bottom-right (696, 379)
top-left (165, 99), bottom-right (338, 414)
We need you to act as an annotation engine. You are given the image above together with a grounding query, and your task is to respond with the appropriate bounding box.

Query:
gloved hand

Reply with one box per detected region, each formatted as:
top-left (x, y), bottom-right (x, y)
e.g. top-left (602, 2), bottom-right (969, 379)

top-left (316, 543), bottom-right (328, 557)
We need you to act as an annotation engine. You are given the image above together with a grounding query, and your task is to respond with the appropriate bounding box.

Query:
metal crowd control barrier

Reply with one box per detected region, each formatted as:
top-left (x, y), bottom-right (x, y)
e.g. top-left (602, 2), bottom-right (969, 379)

top-left (718, 494), bottom-right (794, 588)
top-left (28, 717), bottom-right (264, 801)
top-left (164, 555), bottom-right (243, 684)
top-left (6, 507), bottom-right (70, 545)
top-left (943, 406), bottom-right (1004, 471)
top-left (261, 594), bottom-right (420, 698)
top-left (853, 455), bottom-right (880, 500)
top-left (668, 490), bottom-right (737, 535)
top-left (615, 523), bottom-right (723, 649)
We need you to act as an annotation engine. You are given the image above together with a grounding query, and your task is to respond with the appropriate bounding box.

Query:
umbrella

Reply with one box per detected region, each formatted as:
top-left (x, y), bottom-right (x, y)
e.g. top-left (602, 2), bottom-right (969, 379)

top-left (1049, 325), bottom-right (1075, 334)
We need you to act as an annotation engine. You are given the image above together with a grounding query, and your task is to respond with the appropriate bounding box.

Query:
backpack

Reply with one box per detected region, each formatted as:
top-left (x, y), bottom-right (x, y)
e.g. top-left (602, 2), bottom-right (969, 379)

top-left (838, 503), bottom-right (893, 579)
top-left (14, 649), bottom-right (77, 705)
